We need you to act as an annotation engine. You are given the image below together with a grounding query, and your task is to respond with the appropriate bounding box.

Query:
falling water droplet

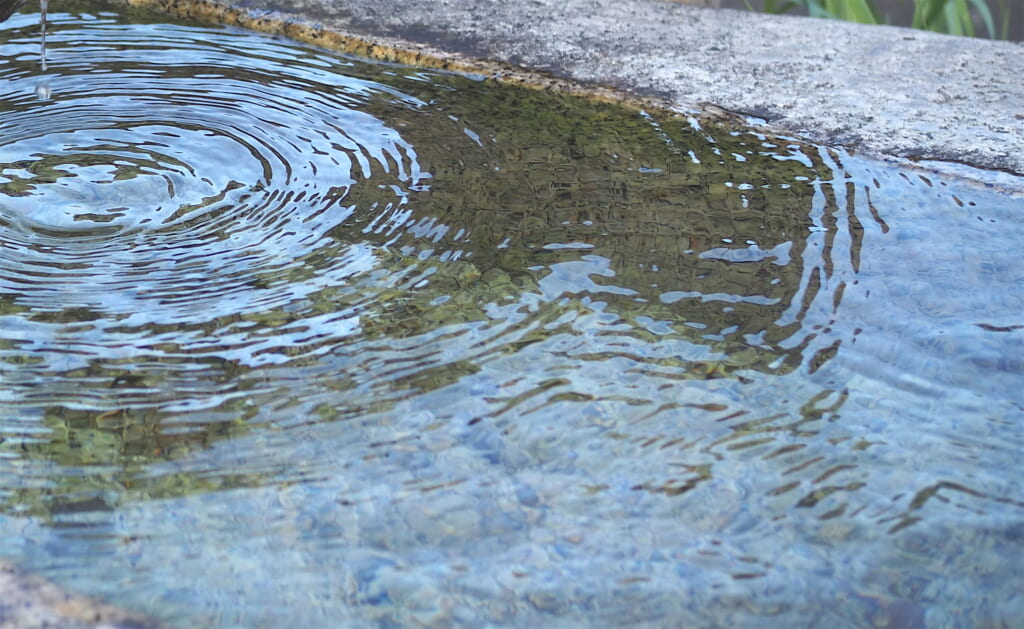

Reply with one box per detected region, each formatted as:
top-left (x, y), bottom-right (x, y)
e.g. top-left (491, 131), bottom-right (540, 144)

top-left (34, 78), bottom-right (51, 99)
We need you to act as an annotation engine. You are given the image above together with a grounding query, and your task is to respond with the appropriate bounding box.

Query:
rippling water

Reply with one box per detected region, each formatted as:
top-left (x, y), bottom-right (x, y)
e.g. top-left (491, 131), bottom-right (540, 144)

top-left (1, 4), bottom-right (1022, 628)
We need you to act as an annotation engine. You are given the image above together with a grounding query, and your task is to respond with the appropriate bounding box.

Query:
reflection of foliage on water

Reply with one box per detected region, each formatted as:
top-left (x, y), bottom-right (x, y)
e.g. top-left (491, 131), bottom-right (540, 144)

top-left (0, 366), bottom-right (261, 518)
top-left (0, 35), bottom-right (861, 513)
top-left (344, 75), bottom-right (850, 378)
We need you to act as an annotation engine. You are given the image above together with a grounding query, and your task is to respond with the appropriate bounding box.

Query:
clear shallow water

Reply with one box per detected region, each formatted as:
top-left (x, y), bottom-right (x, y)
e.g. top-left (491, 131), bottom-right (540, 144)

top-left (1, 4), bottom-right (1022, 628)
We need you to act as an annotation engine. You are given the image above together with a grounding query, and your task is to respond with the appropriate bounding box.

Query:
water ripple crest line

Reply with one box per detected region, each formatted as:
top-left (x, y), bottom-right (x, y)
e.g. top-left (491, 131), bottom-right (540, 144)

top-left (0, 17), bottom-right (436, 379)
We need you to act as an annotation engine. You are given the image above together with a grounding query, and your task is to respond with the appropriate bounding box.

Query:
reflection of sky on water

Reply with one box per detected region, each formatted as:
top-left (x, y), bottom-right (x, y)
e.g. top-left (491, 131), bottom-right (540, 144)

top-left (0, 6), bottom-right (1022, 628)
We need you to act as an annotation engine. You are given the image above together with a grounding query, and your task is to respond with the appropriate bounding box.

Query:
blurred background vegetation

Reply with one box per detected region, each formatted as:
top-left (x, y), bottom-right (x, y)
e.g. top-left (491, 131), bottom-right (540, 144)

top-left (693, 0), bottom-right (1019, 39)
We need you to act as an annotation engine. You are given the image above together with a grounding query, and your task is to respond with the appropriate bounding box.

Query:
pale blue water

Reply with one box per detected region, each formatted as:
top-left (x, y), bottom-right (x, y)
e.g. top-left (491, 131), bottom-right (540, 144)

top-left (0, 6), bottom-right (1022, 628)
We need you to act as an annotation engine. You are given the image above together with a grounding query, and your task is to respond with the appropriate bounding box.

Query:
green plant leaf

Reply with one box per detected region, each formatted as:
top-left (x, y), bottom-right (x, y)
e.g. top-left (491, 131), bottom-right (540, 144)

top-left (966, 0), bottom-right (997, 38)
top-left (825, 0), bottom-right (882, 23)
top-left (912, 0), bottom-right (945, 30)
top-left (756, 0), bottom-right (804, 14)
top-left (945, 0), bottom-right (971, 36)
top-left (749, 0), bottom-right (1005, 39)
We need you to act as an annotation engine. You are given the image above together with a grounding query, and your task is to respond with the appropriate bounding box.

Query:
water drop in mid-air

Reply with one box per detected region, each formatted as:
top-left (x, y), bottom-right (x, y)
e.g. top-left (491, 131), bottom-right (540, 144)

top-left (34, 78), bottom-right (51, 99)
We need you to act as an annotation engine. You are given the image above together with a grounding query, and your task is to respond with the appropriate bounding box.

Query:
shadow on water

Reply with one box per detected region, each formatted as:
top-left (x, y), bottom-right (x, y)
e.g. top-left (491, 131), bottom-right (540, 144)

top-left (1, 3), bottom-right (1022, 627)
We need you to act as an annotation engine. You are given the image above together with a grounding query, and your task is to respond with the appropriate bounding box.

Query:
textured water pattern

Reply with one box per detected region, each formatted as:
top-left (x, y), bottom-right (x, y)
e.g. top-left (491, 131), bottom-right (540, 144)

top-left (1, 4), bottom-right (1022, 628)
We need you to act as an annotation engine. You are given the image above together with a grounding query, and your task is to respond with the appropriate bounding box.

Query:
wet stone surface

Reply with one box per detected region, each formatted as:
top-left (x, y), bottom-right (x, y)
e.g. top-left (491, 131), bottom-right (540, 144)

top-left (0, 559), bottom-right (164, 628)
top-left (0, 3), bottom-right (1022, 628)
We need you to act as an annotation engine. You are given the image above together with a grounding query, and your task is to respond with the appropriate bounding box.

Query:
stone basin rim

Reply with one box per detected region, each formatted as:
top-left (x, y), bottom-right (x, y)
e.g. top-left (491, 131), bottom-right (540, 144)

top-left (101, 0), bottom-right (1024, 193)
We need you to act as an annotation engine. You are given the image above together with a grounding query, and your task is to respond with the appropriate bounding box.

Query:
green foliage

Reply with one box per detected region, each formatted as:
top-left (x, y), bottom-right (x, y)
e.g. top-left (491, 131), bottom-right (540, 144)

top-left (744, 0), bottom-right (1009, 39)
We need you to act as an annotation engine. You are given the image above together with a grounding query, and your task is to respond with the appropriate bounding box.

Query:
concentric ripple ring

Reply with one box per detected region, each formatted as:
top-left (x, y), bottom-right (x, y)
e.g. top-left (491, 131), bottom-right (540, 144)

top-left (1, 16), bottom-right (437, 379)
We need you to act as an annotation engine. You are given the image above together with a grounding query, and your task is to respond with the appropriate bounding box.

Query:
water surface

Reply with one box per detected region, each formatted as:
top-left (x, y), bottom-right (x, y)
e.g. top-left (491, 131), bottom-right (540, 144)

top-left (1, 4), bottom-right (1022, 628)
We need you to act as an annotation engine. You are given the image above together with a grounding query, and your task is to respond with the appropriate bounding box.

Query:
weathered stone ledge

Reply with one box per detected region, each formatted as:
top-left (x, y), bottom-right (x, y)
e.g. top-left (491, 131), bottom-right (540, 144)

top-left (118, 0), bottom-right (1024, 183)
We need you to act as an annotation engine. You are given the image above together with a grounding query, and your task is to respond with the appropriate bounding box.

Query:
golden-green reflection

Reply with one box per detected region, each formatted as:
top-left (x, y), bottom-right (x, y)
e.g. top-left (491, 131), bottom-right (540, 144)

top-left (0, 20), bottom-right (859, 512)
